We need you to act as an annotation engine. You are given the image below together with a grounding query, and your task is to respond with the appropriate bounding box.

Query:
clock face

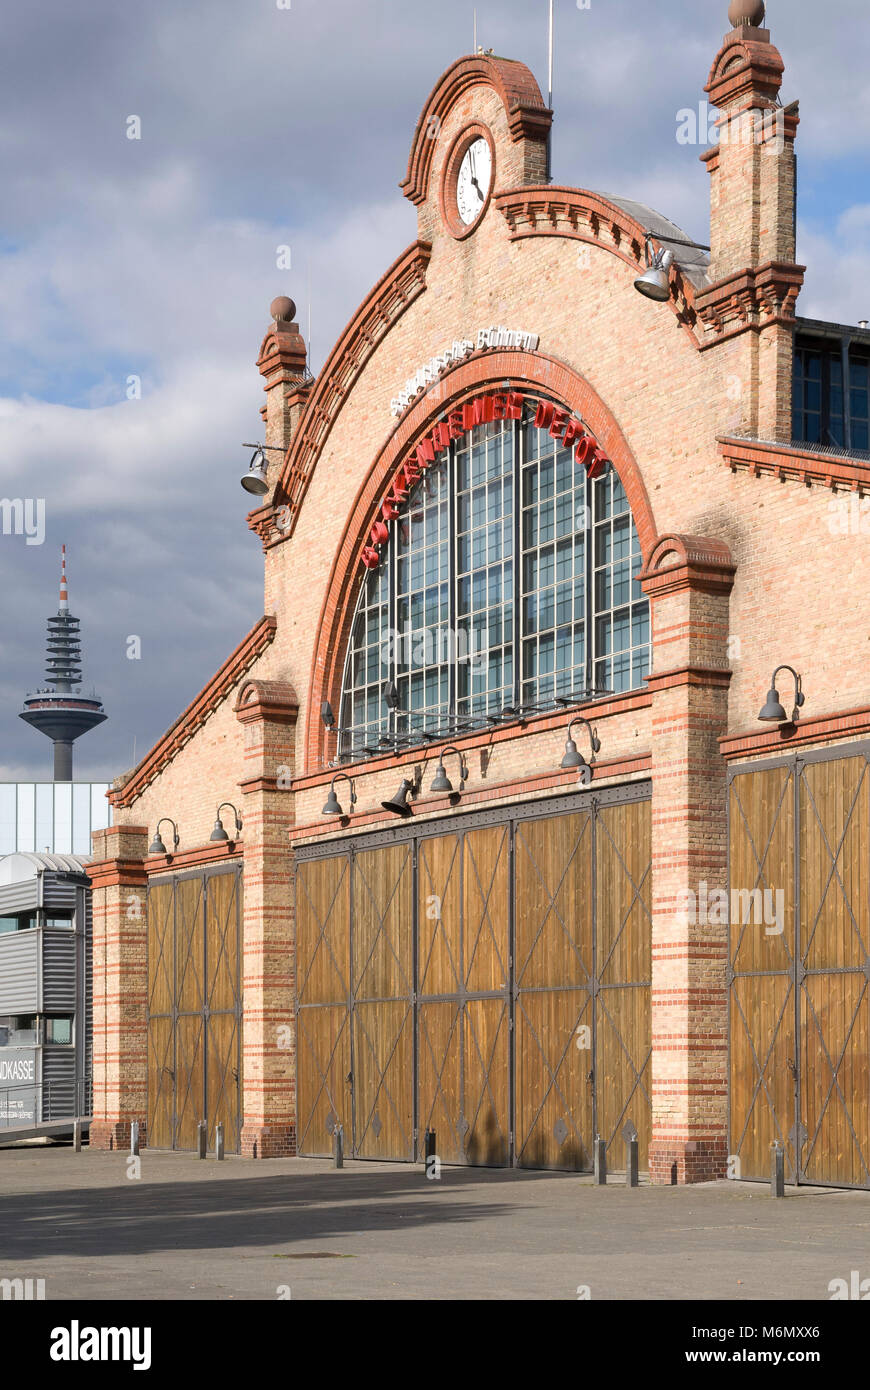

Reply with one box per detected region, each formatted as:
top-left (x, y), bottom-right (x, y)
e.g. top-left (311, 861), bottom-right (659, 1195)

top-left (456, 137), bottom-right (492, 227)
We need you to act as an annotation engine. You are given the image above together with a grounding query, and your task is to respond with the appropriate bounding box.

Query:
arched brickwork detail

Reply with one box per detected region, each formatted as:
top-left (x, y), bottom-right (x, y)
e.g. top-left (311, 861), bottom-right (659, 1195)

top-left (401, 54), bottom-right (551, 207)
top-left (303, 350), bottom-right (658, 771)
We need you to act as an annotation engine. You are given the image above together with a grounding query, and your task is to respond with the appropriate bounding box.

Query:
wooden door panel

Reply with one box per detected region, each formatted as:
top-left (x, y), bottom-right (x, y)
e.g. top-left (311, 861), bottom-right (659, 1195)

top-left (206, 1012), bottom-right (241, 1154)
top-left (417, 835), bottom-right (462, 999)
top-left (463, 827), bottom-right (510, 995)
top-left (515, 987), bottom-right (592, 1170)
top-left (353, 1000), bottom-right (414, 1159)
top-left (463, 998), bottom-right (510, 1166)
top-left (174, 1014), bottom-right (205, 1152)
top-left (205, 872), bottom-right (239, 1014)
top-left (418, 1000), bottom-right (463, 1163)
top-left (176, 877), bottom-right (204, 1015)
top-left (295, 1004), bottom-right (351, 1156)
top-left (296, 857), bottom-right (350, 1007)
top-left (351, 845), bottom-right (413, 1160)
top-left (147, 1015), bottom-right (173, 1151)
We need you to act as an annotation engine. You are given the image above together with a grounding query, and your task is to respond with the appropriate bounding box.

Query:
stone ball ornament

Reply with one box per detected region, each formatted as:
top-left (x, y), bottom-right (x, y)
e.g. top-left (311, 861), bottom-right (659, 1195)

top-left (728, 0), bottom-right (765, 26)
top-left (270, 295), bottom-right (296, 323)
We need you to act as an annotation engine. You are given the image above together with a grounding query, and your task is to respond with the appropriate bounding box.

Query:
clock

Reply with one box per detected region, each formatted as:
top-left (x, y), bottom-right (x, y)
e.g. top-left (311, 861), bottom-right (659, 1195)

top-left (456, 137), bottom-right (492, 226)
top-left (441, 125), bottom-right (496, 239)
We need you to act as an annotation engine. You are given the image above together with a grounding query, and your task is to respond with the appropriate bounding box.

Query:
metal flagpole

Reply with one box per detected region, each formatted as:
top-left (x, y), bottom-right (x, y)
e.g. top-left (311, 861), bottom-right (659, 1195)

top-left (474, 8), bottom-right (477, 53)
top-left (547, 0), bottom-right (554, 182)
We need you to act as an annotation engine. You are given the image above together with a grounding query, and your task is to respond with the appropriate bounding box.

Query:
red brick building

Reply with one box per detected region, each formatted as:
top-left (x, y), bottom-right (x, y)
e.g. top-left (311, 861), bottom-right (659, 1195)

top-left (89, 3), bottom-right (870, 1186)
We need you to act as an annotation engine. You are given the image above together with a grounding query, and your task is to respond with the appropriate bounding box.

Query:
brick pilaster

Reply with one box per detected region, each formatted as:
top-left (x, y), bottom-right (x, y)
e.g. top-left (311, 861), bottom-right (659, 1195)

top-left (640, 536), bottom-right (736, 1184)
top-left (235, 679), bottom-right (298, 1157)
top-left (87, 825), bottom-right (149, 1150)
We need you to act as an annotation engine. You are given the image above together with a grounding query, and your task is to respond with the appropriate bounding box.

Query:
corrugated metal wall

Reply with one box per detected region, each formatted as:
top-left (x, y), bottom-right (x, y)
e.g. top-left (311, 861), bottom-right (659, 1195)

top-left (0, 933), bottom-right (39, 1012)
top-left (42, 930), bottom-right (76, 1011)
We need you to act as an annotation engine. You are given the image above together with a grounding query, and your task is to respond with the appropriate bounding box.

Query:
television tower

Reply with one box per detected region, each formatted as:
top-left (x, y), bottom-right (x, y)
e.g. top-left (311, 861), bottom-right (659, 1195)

top-left (20, 546), bottom-right (107, 780)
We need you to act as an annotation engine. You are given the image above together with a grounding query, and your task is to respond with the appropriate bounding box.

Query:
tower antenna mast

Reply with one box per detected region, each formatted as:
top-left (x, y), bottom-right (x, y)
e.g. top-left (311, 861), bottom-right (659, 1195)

top-left (547, 0), bottom-right (554, 182)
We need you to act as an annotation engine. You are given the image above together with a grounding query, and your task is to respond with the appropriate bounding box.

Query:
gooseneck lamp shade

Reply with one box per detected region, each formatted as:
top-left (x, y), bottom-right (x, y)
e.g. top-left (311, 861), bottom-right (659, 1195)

top-left (209, 819), bottom-right (230, 843)
top-left (149, 818), bottom-right (179, 856)
top-left (634, 247), bottom-right (674, 302)
top-left (758, 686), bottom-right (788, 722)
top-left (430, 762), bottom-right (453, 793)
top-left (561, 738), bottom-right (586, 770)
top-left (241, 448), bottom-right (269, 496)
top-left (382, 778), bottom-right (414, 816)
top-left (322, 775), bottom-right (357, 818)
top-left (757, 667), bottom-right (807, 724)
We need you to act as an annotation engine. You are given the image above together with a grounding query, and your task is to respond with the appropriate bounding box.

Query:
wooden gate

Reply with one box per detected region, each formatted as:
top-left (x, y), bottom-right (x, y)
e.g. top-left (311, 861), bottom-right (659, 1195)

top-left (729, 746), bottom-right (870, 1188)
top-left (146, 864), bottom-right (242, 1152)
top-left (514, 800), bottom-right (651, 1170)
top-left (295, 785), bottom-right (651, 1169)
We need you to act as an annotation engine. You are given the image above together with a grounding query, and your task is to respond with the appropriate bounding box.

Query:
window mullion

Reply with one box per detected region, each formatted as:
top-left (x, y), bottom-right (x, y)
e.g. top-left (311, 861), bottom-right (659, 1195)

top-left (586, 467), bottom-right (595, 696)
top-left (448, 439), bottom-right (457, 733)
top-left (513, 414), bottom-right (522, 709)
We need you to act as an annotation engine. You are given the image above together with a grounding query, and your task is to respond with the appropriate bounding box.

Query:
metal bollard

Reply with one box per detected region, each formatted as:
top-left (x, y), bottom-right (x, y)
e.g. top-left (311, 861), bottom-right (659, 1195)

top-left (771, 1141), bottom-right (785, 1198)
top-left (197, 1120), bottom-right (207, 1159)
top-left (215, 1122), bottom-right (224, 1161)
top-left (423, 1129), bottom-right (436, 1166)
top-left (333, 1123), bottom-right (344, 1168)
top-left (626, 1137), bottom-right (639, 1188)
top-left (73, 1119), bottom-right (82, 1153)
top-left (130, 1120), bottom-right (139, 1157)
top-left (593, 1136), bottom-right (607, 1185)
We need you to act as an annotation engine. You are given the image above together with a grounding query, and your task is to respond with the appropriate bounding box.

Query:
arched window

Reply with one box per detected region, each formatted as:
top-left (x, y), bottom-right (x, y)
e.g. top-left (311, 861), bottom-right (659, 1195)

top-left (340, 399), bottom-right (649, 758)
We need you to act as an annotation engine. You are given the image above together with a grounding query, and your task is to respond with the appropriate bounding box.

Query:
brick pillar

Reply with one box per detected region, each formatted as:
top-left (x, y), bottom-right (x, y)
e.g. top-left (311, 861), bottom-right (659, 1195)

top-left (87, 825), bottom-right (149, 1150)
top-left (695, 18), bottom-right (803, 443)
top-left (235, 679), bottom-right (298, 1157)
top-left (640, 536), bottom-right (736, 1184)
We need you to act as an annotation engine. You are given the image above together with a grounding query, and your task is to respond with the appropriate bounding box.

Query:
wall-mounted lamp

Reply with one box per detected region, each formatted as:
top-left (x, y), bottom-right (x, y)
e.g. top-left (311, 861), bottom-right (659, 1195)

top-left (561, 717), bottom-right (601, 770)
top-left (210, 803), bottom-right (243, 842)
top-left (633, 233), bottom-right (710, 304)
top-left (381, 767), bottom-right (421, 817)
top-left (758, 666), bottom-right (806, 724)
top-left (322, 773), bottom-right (357, 819)
top-left (149, 817), bottom-right (179, 856)
top-left (239, 441), bottom-right (285, 496)
top-left (383, 680), bottom-right (401, 711)
top-left (321, 701), bottom-right (335, 729)
top-left (429, 746), bottom-right (469, 796)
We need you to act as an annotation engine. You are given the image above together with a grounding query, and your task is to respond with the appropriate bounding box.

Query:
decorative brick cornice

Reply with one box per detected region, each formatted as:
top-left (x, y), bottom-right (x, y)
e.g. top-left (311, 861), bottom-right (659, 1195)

top-left (256, 318), bottom-right (309, 386)
top-left (401, 55), bottom-right (551, 207)
top-left (86, 858), bottom-right (148, 890)
top-left (645, 665), bottom-right (733, 694)
top-left (235, 678), bottom-right (299, 726)
top-left (694, 262), bottom-right (805, 348)
top-left (705, 29), bottom-right (784, 111)
top-left (494, 186), bottom-right (701, 342)
top-left (249, 242), bottom-right (432, 548)
top-left (720, 705), bottom-right (870, 761)
top-left (719, 436), bottom-right (870, 494)
top-left (639, 534), bottom-right (736, 599)
top-left (109, 616), bottom-right (278, 808)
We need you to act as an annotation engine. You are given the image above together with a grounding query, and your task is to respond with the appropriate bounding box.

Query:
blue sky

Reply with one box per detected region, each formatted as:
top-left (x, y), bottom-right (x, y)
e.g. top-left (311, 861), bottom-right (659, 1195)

top-left (0, 0), bottom-right (867, 782)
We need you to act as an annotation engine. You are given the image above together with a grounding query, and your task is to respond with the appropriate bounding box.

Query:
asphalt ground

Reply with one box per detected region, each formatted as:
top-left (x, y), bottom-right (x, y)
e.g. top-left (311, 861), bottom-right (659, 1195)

top-left (1, 1143), bottom-right (869, 1301)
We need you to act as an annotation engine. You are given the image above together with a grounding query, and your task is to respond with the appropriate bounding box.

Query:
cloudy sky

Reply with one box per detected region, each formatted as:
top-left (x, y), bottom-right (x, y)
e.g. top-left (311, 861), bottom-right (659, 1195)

top-left (1, 0), bottom-right (867, 783)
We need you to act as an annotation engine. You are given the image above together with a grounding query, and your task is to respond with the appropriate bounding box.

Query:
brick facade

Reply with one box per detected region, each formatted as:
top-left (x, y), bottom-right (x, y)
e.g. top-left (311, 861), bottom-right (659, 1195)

top-left (88, 14), bottom-right (869, 1178)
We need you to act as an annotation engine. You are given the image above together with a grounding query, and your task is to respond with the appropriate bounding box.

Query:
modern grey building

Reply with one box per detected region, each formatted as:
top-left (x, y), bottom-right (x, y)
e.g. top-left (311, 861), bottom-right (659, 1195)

top-left (0, 853), bottom-right (92, 1130)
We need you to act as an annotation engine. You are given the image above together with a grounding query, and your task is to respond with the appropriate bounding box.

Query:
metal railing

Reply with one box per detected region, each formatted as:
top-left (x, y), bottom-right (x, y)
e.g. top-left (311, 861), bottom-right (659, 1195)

top-left (0, 1075), bottom-right (92, 1128)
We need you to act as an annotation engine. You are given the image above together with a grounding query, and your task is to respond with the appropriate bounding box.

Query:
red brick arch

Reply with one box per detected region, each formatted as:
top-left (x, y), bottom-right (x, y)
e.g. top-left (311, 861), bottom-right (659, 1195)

top-left (303, 350), bottom-right (658, 772)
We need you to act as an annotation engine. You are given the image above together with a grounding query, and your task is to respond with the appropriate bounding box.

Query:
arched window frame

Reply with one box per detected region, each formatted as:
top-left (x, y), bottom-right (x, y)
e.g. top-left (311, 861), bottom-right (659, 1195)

top-left (339, 395), bottom-right (649, 759)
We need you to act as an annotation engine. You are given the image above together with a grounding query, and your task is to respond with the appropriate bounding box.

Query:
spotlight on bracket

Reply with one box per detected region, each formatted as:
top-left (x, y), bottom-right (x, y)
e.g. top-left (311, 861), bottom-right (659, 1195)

top-left (240, 447), bottom-right (269, 496)
top-left (381, 769), bottom-right (420, 817)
